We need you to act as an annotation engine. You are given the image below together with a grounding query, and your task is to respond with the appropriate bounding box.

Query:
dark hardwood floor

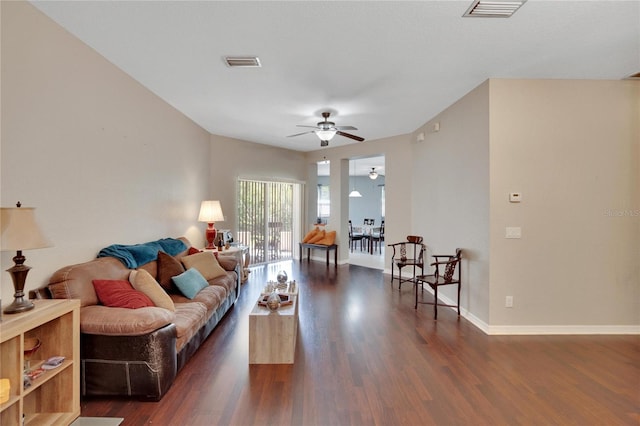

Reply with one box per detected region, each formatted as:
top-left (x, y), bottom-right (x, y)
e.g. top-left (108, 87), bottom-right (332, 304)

top-left (80, 260), bottom-right (640, 425)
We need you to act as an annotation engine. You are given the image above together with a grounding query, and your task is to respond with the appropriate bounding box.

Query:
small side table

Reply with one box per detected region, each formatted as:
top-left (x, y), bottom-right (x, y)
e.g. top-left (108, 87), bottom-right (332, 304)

top-left (249, 285), bottom-right (299, 364)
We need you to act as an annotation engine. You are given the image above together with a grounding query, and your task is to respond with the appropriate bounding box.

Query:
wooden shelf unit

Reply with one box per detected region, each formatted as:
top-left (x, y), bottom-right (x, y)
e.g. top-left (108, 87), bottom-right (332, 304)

top-left (0, 299), bottom-right (80, 426)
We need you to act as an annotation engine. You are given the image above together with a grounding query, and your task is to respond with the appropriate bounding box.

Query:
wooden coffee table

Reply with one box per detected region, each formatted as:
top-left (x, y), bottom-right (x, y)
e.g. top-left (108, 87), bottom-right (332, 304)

top-left (248, 287), bottom-right (299, 364)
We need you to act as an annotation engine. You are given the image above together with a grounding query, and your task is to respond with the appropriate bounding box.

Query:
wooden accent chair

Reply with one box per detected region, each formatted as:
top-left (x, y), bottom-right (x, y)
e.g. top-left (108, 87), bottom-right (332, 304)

top-left (348, 220), bottom-right (365, 252)
top-left (415, 249), bottom-right (462, 319)
top-left (388, 236), bottom-right (425, 289)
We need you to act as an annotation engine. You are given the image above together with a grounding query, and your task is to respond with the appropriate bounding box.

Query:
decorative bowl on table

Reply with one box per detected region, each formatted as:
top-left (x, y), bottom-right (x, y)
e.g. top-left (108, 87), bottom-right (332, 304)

top-left (276, 270), bottom-right (288, 284)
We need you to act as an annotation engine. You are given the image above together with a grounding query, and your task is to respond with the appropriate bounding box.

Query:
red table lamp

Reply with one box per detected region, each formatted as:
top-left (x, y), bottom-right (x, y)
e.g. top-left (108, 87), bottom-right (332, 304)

top-left (198, 200), bottom-right (224, 249)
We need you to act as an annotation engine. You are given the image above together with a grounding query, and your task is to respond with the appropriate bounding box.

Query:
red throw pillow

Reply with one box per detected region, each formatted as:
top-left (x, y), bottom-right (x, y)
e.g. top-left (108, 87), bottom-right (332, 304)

top-left (92, 279), bottom-right (155, 309)
top-left (188, 246), bottom-right (202, 255)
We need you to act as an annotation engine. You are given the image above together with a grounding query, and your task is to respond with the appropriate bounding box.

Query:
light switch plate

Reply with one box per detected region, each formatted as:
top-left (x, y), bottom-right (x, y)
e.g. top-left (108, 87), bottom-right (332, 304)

top-left (506, 227), bottom-right (522, 238)
top-left (509, 192), bottom-right (522, 202)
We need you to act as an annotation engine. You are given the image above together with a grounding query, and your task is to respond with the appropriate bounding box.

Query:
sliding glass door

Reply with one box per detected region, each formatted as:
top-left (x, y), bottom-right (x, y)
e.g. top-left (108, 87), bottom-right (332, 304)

top-left (237, 179), bottom-right (302, 265)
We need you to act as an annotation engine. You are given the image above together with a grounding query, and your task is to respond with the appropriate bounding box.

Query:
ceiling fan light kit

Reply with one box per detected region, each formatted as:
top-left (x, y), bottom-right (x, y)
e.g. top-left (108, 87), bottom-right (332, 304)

top-left (316, 129), bottom-right (336, 141)
top-left (369, 168), bottom-right (378, 180)
top-left (288, 111), bottom-right (364, 147)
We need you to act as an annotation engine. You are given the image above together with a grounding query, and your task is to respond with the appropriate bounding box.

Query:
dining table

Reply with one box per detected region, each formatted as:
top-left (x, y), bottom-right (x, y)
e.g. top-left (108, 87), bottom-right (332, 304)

top-left (354, 225), bottom-right (382, 254)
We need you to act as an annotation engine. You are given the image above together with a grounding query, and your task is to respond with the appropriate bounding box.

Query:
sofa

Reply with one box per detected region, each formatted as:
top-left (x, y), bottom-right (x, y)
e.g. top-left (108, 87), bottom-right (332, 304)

top-left (34, 237), bottom-right (239, 401)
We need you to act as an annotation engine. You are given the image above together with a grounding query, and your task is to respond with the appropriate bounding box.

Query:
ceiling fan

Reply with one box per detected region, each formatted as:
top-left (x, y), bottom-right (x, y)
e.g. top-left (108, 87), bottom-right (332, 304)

top-left (288, 112), bottom-right (364, 146)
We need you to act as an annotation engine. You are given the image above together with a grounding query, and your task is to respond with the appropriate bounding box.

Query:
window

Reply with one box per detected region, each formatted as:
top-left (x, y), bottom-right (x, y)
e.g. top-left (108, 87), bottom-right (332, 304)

top-left (317, 184), bottom-right (330, 223)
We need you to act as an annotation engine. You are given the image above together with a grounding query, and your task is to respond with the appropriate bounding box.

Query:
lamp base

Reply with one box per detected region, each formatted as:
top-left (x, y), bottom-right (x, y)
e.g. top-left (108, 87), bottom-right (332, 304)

top-left (205, 223), bottom-right (218, 250)
top-left (3, 298), bottom-right (34, 314)
top-left (4, 261), bottom-right (35, 314)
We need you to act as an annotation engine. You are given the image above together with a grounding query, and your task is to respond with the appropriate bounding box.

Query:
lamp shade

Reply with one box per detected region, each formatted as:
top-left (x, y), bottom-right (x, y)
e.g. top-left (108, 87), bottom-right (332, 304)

top-left (349, 190), bottom-right (363, 198)
top-left (198, 200), bottom-right (224, 223)
top-left (1, 207), bottom-right (52, 251)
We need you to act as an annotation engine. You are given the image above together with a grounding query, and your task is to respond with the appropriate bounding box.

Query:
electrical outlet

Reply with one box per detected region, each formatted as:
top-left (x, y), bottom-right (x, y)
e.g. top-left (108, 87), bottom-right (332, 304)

top-left (505, 296), bottom-right (513, 308)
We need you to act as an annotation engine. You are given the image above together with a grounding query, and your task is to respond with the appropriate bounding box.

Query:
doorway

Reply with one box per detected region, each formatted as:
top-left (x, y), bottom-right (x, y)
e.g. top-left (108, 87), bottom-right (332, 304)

top-left (347, 156), bottom-right (385, 269)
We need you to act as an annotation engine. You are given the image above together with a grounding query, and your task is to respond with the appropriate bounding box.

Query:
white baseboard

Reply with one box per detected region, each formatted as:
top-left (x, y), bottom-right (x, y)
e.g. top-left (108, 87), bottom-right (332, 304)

top-left (485, 324), bottom-right (640, 335)
top-left (406, 280), bottom-right (640, 335)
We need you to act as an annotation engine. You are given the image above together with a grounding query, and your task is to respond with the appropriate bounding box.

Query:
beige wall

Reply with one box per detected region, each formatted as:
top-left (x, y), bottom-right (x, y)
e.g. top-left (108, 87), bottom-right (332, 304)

top-left (1, 2), bottom-right (212, 298)
top-left (409, 78), bottom-right (639, 332)
top-left (489, 79), bottom-right (640, 330)
top-left (207, 134), bottom-right (308, 239)
top-left (411, 81), bottom-right (491, 324)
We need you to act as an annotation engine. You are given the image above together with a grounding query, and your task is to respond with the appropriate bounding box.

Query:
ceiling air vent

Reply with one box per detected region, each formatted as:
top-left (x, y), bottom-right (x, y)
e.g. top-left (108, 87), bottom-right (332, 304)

top-left (224, 56), bottom-right (261, 68)
top-left (463, 0), bottom-right (527, 18)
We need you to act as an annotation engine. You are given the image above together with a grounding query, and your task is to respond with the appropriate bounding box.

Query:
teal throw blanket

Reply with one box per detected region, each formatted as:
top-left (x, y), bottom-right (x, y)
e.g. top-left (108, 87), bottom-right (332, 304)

top-left (98, 238), bottom-right (187, 268)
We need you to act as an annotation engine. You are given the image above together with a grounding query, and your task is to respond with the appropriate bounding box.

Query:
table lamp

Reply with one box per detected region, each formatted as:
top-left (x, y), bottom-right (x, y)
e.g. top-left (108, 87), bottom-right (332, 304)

top-left (1, 202), bottom-right (52, 314)
top-left (198, 200), bottom-right (224, 249)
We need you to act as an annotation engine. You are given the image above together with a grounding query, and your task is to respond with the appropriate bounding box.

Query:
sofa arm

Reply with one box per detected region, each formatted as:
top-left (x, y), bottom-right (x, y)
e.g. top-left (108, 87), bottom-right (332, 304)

top-left (80, 305), bottom-right (175, 336)
top-left (217, 256), bottom-right (237, 271)
top-left (81, 323), bottom-right (177, 400)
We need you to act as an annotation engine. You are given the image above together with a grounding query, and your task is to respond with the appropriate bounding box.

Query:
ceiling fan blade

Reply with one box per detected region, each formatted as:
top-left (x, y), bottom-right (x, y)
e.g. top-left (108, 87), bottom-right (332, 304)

top-left (335, 126), bottom-right (358, 131)
top-left (287, 131), bottom-right (314, 137)
top-left (296, 125), bottom-right (320, 129)
top-left (337, 131), bottom-right (365, 142)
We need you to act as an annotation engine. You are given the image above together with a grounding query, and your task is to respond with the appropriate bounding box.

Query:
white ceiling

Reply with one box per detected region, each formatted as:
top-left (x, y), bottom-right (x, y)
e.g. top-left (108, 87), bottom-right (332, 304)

top-left (31, 1), bottom-right (639, 154)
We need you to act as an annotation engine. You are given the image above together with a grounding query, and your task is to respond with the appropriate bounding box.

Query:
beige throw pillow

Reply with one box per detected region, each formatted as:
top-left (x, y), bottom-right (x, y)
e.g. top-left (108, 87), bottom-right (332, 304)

top-left (129, 269), bottom-right (176, 312)
top-left (180, 251), bottom-right (227, 281)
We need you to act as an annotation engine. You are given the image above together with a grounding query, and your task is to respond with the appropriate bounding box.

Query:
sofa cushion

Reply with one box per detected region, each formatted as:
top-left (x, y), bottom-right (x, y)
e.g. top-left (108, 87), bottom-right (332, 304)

top-left (173, 302), bottom-right (209, 352)
top-left (157, 251), bottom-right (185, 293)
top-left (209, 273), bottom-right (236, 298)
top-left (130, 269), bottom-right (176, 311)
top-left (172, 268), bottom-right (209, 299)
top-left (80, 305), bottom-right (175, 336)
top-left (171, 284), bottom-right (226, 317)
top-left (180, 251), bottom-right (227, 280)
top-left (92, 279), bottom-right (155, 309)
top-left (216, 256), bottom-right (237, 272)
top-left (48, 257), bottom-right (130, 307)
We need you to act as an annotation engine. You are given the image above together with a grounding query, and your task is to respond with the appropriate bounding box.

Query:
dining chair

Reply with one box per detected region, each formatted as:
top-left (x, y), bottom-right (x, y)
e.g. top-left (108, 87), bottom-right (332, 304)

top-left (348, 220), bottom-right (365, 252)
top-left (369, 224), bottom-right (385, 254)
